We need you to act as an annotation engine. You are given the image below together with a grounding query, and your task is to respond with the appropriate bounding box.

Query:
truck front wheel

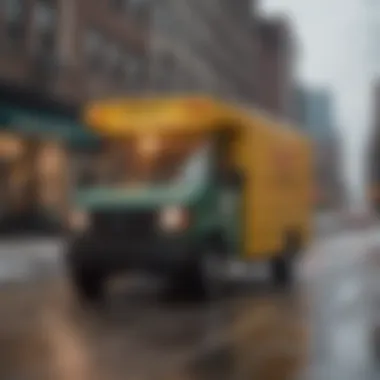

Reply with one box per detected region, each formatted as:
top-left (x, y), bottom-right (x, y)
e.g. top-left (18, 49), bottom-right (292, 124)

top-left (69, 263), bottom-right (106, 304)
top-left (170, 248), bottom-right (227, 301)
top-left (270, 233), bottom-right (300, 288)
top-left (271, 255), bottom-right (293, 287)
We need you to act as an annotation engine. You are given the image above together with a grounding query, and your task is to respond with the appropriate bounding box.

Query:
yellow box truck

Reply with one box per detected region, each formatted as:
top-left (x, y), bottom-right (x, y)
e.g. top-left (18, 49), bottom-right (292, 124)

top-left (66, 96), bottom-right (313, 302)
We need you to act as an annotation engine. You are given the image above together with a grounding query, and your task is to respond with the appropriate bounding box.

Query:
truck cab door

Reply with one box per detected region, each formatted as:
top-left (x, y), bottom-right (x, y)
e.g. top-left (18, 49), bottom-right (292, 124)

top-left (218, 169), bottom-right (244, 256)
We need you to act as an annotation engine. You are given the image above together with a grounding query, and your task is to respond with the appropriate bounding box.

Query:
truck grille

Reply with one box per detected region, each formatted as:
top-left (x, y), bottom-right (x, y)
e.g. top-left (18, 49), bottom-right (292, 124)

top-left (91, 211), bottom-right (155, 240)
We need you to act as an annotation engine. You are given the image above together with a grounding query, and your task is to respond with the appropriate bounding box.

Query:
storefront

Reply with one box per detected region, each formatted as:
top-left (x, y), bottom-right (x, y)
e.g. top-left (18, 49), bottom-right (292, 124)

top-left (0, 98), bottom-right (99, 235)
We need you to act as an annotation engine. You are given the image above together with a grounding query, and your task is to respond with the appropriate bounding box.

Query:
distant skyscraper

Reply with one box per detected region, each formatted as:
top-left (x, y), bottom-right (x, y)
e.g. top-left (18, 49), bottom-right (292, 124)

top-left (366, 0), bottom-right (380, 76)
top-left (293, 84), bottom-right (345, 209)
top-left (293, 85), bottom-right (336, 140)
top-left (255, 16), bottom-right (296, 118)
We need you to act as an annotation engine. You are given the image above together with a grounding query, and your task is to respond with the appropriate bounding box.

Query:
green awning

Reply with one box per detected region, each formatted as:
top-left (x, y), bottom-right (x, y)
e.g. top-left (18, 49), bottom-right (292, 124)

top-left (0, 102), bottom-right (100, 149)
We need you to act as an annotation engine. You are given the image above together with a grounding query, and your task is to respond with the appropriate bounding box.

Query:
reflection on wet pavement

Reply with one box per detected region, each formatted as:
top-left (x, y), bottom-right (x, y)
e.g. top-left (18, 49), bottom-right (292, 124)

top-left (0, 277), bottom-right (308, 380)
top-left (1, 227), bottom-right (380, 379)
top-left (190, 293), bottom-right (307, 380)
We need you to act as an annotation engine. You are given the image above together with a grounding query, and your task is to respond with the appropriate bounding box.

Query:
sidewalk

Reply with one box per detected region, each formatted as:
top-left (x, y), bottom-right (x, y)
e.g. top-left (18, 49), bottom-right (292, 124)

top-left (0, 238), bottom-right (64, 283)
top-left (303, 226), bottom-right (378, 380)
top-left (315, 211), bottom-right (345, 238)
top-left (315, 210), bottom-right (379, 239)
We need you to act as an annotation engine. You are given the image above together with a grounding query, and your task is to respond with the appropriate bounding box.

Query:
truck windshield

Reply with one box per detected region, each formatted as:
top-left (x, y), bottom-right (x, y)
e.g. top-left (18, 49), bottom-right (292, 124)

top-left (73, 135), bottom-right (213, 189)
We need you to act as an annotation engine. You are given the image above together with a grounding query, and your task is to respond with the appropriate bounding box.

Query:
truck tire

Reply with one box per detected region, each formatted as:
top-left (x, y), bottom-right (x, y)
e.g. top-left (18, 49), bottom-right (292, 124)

top-left (68, 262), bottom-right (105, 304)
top-left (271, 233), bottom-right (299, 288)
top-left (171, 247), bottom-right (227, 301)
top-left (271, 255), bottom-right (293, 288)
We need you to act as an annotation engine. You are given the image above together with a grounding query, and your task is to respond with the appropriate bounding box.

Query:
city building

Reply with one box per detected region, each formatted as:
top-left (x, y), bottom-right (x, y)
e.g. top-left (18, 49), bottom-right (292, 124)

top-left (0, 0), bottom-right (150, 102)
top-left (149, 0), bottom-right (296, 117)
top-left (293, 86), bottom-right (336, 140)
top-left (293, 84), bottom-right (346, 209)
top-left (0, 0), bottom-right (150, 230)
top-left (149, 0), bottom-right (257, 103)
top-left (0, 0), bottom-right (300, 227)
top-left (368, 79), bottom-right (380, 208)
top-left (255, 16), bottom-right (296, 118)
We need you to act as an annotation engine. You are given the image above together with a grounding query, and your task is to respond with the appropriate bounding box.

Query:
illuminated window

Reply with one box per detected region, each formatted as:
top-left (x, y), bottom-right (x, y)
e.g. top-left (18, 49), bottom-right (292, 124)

top-left (37, 142), bottom-right (67, 208)
top-left (0, 135), bottom-right (23, 159)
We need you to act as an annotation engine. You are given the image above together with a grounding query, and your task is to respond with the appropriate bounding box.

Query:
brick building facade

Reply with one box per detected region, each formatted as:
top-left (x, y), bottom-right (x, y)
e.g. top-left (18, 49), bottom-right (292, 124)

top-left (149, 0), bottom-right (257, 103)
top-left (0, 0), bottom-right (150, 104)
top-left (149, 0), bottom-right (295, 114)
top-left (293, 85), bottom-right (346, 209)
top-left (0, 0), bottom-right (151, 233)
top-left (0, 0), bottom-right (296, 122)
top-left (255, 16), bottom-right (295, 118)
top-left (0, 0), bottom-right (299, 230)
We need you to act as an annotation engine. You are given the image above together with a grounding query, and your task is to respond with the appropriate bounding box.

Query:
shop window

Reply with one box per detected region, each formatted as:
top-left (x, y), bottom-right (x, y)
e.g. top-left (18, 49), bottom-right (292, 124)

top-left (0, 135), bottom-right (23, 159)
top-left (71, 151), bottom-right (103, 188)
top-left (0, 138), bottom-right (67, 235)
top-left (0, 135), bottom-right (24, 216)
top-left (37, 142), bottom-right (68, 216)
top-left (71, 141), bottom-right (137, 188)
top-left (4, 0), bottom-right (27, 49)
top-left (33, 0), bottom-right (58, 56)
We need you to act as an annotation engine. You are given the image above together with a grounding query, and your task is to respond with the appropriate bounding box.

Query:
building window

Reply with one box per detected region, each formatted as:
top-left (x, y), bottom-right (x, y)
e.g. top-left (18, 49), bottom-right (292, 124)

top-left (84, 29), bottom-right (106, 72)
top-left (107, 43), bottom-right (119, 67)
top-left (127, 54), bottom-right (139, 76)
top-left (33, 0), bottom-right (58, 56)
top-left (154, 53), bottom-right (174, 90)
top-left (128, 0), bottom-right (150, 23)
top-left (125, 53), bottom-right (145, 89)
top-left (154, 7), bottom-right (168, 29)
top-left (110, 0), bottom-right (150, 23)
top-left (4, 0), bottom-right (27, 49)
top-left (110, 0), bottom-right (148, 10)
top-left (110, 0), bottom-right (127, 11)
top-left (107, 43), bottom-right (124, 81)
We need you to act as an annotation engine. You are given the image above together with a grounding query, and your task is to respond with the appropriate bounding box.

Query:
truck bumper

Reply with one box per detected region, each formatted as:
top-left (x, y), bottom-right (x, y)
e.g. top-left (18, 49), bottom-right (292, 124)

top-left (66, 235), bottom-right (192, 275)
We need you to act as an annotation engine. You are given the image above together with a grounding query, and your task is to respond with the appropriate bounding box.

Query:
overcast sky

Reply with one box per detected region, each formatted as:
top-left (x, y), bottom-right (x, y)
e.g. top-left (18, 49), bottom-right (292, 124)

top-left (262, 0), bottom-right (373, 207)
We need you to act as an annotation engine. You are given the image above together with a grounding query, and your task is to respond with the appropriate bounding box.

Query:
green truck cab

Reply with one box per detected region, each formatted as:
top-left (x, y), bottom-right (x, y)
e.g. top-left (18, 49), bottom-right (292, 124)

top-left (68, 134), bottom-right (240, 301)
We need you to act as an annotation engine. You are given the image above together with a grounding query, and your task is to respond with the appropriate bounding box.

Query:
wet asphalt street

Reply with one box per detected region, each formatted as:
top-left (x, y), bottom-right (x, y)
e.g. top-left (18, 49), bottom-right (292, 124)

top-left (0, 221), bottom-right (379, 380)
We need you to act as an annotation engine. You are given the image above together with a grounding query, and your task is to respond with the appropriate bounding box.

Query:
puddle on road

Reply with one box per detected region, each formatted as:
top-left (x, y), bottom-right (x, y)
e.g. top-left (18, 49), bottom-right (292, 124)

top-left (185, 293), bottom-right (308, 380)
top-left (0, 277), bottom-right (309, 380)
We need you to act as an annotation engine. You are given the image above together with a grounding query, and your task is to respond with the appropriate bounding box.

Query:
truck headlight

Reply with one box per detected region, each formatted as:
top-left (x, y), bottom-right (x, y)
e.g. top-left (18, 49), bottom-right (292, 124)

top-left (68, 210), bottom-right (91, 232)
top-left (158, 206), bottom-right (189, 232)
